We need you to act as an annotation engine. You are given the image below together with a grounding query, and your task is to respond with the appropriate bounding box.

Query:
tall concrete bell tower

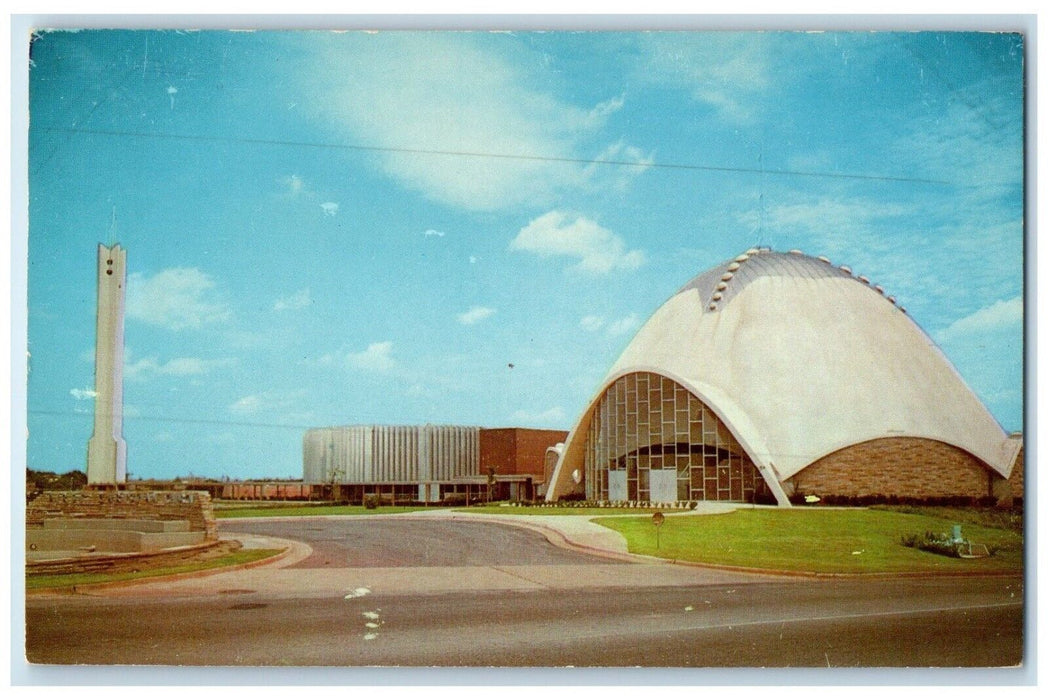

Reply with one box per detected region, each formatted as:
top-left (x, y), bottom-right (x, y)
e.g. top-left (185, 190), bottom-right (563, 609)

top-left (87, 243), bottom-right (127, 485)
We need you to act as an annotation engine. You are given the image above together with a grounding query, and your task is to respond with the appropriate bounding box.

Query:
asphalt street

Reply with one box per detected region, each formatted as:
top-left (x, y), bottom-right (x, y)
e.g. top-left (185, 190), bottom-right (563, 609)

top-left (24, 516), bottom-right (1026, 669)
top-left (229, 517), bottom-right (620, 568)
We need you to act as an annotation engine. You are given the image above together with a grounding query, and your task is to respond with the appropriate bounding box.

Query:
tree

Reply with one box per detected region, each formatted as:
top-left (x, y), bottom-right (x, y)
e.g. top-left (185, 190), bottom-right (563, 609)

top-left (327, 464), bottom-right (346, 502)
top-left (485, 465), bottom-right (497, 504)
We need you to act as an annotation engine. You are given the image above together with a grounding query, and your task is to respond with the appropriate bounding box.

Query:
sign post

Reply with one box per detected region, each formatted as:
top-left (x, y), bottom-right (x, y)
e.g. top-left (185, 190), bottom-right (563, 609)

top-left (652, 511), bottom-right (665, 550)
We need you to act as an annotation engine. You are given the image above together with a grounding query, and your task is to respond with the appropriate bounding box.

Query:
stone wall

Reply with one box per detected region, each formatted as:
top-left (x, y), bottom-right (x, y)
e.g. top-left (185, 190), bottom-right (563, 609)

top-left (787, 437), bottom-right (995, 500)
top-left (993, 442), bottom-right (1025, 505)
top-left (1009, 444), bottom-right (1024, 500)
top-left (27, 490), bottom-right (217, 541)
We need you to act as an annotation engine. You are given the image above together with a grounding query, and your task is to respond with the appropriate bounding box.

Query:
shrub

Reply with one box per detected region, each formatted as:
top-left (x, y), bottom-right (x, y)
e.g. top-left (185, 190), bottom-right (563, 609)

top-left (795, 493), bottom-right (1010, 509)
top-left (898, 530), bottom-right (1000, 558)
top-left (363, 495), bottom-right (379, 510)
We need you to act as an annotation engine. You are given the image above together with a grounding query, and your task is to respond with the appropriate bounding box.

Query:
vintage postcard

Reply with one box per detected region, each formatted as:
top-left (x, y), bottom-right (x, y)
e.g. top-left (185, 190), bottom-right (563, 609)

top-left (19, 21), bottom-right (1027, 682)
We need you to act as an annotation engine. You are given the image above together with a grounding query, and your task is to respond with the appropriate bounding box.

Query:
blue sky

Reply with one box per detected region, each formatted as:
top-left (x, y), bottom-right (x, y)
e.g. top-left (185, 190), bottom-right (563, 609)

top-left (25, 29), bottom-right (1025, 480)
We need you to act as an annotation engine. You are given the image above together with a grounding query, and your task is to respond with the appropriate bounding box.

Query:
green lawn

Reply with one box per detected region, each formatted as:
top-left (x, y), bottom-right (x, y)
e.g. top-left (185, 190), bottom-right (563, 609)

top-left (457, 505), bottom-right (689, 516)
top-left (216, 505), bottom-right (430, 518)
top-left (26, 548), bottom-right (284, 590)
top-left (594, 508), bottom-right (1024, 574)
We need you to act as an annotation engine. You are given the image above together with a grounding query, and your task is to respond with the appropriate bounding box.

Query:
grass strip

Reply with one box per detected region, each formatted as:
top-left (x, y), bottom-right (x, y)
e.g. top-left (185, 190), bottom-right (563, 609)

top-left (216, 505), bottom-right (430, 518)
top-left (456, 506), bottom-right (689, 516)
top-left (26, 548), bottom-right (284, 590)
top-left (594, 509), bottom-right (1023, 574)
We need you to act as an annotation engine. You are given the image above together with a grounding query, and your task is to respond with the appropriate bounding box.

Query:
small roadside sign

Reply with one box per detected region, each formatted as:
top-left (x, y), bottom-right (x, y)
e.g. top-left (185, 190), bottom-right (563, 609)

top-left (652, 511), bottom-right (665, 549)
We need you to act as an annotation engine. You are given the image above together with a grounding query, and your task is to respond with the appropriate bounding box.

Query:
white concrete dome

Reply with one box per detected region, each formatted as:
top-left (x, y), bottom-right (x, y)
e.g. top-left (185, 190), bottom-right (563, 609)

top-left (547, 249), bottom-right (1019, 505)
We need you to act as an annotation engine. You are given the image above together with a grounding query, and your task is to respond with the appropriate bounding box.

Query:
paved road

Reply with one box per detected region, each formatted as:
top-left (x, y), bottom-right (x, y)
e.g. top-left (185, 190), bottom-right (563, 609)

top-left (26, 576), bottom-right (1023, 667)
top-left (24, 517), bottom-right (1026, 669)
top-left (226, 517), bottom-right (620, 568)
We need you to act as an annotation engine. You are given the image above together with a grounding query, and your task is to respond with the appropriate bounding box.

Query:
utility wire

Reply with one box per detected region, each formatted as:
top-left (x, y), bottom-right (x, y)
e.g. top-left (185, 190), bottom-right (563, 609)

top-left (30, 65), bottom-right (143, 176)
top-left (28, 409), bottom-right (926, 461)
top-left (28, 408), bottom-right (313, 432)
top-left (35, 125), bottom-right (954, 186)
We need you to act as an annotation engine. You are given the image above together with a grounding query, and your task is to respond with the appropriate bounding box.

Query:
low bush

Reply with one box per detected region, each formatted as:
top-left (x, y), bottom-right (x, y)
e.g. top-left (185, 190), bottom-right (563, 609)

top-left (899, 530), bottom-right (1001, 558)
top-left (795, 493), bottom-right (1003, 508)
top-left (900, 531), bottom-right (961, 558)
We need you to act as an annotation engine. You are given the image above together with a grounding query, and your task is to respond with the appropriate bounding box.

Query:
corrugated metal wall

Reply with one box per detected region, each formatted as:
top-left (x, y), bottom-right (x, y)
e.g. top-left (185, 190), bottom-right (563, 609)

top-left (303, 425), bottom-right (480, 484)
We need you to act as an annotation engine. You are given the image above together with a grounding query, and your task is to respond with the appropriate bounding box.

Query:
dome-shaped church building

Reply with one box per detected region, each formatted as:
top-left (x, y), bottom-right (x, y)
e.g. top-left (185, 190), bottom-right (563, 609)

top-left (545, 248), bottom-right (1023, 506)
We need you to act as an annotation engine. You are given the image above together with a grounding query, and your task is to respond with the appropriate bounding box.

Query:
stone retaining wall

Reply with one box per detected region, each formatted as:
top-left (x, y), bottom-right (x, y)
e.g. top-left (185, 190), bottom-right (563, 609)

top-left (787, 437), bottom-right (995, 500)
top-left (27, 490), bottom-right (217, 541)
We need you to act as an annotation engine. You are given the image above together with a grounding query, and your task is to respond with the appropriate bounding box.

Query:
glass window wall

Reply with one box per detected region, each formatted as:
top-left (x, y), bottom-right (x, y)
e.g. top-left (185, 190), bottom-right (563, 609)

top-left (584, 372), bottom-right (760, 502)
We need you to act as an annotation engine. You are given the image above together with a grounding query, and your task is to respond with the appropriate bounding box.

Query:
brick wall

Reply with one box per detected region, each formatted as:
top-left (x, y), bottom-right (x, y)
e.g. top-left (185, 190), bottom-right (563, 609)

top-left (27, 490), bottom-right (217, 541)
top-left (479, 428), bottom-right (568, 479)
top-left (788, 437), bottom-right (994, 500)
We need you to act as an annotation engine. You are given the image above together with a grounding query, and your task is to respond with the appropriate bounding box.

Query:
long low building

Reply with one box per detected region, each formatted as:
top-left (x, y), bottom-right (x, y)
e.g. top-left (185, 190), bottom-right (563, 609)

top-left (303, 425), bottom-right (567, 504)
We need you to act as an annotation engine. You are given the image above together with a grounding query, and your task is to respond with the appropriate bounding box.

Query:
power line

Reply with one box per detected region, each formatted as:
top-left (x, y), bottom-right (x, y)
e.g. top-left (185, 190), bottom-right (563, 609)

top-left (30, 65), bottom-right (143, 176)
top-left (28, 408), bottom-right (313, 432)
top-left (35, 125), bottom-right (953, 186)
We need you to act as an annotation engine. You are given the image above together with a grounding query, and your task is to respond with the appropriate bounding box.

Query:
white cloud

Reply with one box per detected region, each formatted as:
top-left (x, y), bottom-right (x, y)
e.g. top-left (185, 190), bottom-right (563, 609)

top-left (228, 390), bottom-right (307, 416)
top-left (511, 406), bottom-right (567, 427)
top-left (511, 211), bottom-right (645, 274)
top-left (588, 94), bottom-right (626, 122)
top-left (469, 256), bottom-right (478, 264)
top-left (122, 358), bottom-right (161, 381)
top-left (228, 395), bottom-right (262, 414)
top-left (457, 306), bottom-right (496, 325)
top-left (70, 388), bottom-right (96, 401)
top-left (930, 296), bottom-right (1023, 431)
top-left (346, 341), bottom-right (396, 373)
top-left (583, 140), bottom-right (654, 191)
top-left (274, 288), bottom-right (312, 312)
top-left (891, 95), bottom-right (1023, 189)
top-left (607, 314), bottom-right (641, 337)
top-left (279, 174), bottom-right (307, 196)
top-left (125, 356), bottom-right (235, 382)
top-left (299, 33), bottom-right (645, 211)
top-left (935, 297), bottom-right (1023, 345)
top-left (127, 268), bottom-right (231, 331)
top-left (748, 198), bottom-right (909, 243)
top-left (637, 34), bottom-right (771, 121)
top-left (423, 229), bottom-right (445, 238)
top-left (580, 315), bottom-right (605, 332)
top-left (320, 202), bottom-right (339, 216)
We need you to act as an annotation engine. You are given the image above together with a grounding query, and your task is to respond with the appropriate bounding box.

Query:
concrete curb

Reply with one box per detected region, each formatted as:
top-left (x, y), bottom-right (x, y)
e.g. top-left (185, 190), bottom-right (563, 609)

top-left (218, 532), bottom-right (314, 568)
